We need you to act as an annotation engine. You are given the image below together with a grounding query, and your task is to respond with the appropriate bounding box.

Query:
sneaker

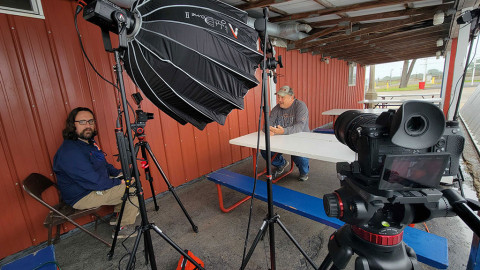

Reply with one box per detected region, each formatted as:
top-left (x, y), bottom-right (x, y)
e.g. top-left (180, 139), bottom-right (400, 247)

top-left (113, 224), bottom-right (138, 239)
top-left (299, 174), bottom-right (309, 181)
top-left (274, 161), bottom-right (289, 178)
top-left (110, 211), bottom-right (139, 226)
top-left (109, 213), bottom-right (119, 226)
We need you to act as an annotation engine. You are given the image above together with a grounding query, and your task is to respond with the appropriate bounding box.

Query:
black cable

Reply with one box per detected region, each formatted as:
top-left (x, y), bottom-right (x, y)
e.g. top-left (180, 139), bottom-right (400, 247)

top-left (74, 4), bottom-right (119, 91)
top-left (241, 72), bottom-right (266, 264)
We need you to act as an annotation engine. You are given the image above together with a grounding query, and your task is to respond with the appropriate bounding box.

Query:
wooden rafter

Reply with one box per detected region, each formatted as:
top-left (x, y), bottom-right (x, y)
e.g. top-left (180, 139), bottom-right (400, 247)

top-left (293, 13), bottom-right (437, 50)
top-left (312, 25), bottom-right (448, 55)
top-left (269, 0), bottom-right (426, 23)
top-left (237, 0), bottom-right (293, 10)
top-left (309, 3), bottom-right (453, 28)
top-left (292, 25), bottom-right (344, 48)
top-left (325, 37), bottom-right (445, 59)
top-left (345, 47), bottom-right (439, 61)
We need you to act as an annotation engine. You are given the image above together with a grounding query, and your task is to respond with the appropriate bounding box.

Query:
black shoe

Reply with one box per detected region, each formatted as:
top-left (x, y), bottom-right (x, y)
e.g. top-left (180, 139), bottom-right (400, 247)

top-left (274, 161), bottom-right (289, 178)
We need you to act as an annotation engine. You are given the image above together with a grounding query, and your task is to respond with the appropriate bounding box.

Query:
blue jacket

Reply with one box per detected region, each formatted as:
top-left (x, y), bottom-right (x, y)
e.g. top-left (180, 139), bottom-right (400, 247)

top-left (53, 139), bottom-right (122, 206)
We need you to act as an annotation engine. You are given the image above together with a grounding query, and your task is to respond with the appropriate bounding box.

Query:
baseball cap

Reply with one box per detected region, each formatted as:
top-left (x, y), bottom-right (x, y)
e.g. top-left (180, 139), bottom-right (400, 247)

top-left (276, 86), bottom-right (294, 96)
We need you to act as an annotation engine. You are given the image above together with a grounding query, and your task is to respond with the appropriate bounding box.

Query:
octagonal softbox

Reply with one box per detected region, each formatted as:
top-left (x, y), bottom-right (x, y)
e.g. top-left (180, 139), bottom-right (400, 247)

top-left (123, 0), bottom-right (263, 130)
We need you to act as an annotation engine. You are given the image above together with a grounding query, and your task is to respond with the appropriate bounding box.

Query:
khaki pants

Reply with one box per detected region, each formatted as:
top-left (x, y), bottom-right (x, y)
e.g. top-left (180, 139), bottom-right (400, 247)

top-left (73, 183), bottom-right (139, 226)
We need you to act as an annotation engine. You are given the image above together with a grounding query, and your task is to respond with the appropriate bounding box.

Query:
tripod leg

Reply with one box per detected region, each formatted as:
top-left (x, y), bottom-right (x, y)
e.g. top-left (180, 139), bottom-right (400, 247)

top-left (240, 219), bottom-right (270, 270)
top-left (137, 143), bottom-right (160, 211)
top-left (151, 225), bottom-right (205, 270)
top-left (144, 142), bottom-right (199, 233)
top-left (108, 187), bottom-right (130, 260)
top-left (126, 225), bottom-right (146, 269)
top-left (276, 218), bottom-right (319, 269)
top-left (319, 254), bottom-right (333, 270)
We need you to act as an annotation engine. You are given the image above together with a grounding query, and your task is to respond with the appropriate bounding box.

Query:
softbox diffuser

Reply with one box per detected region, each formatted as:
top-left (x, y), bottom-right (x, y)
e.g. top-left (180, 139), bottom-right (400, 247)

top-left (123, 0), bottom-right (264, 130)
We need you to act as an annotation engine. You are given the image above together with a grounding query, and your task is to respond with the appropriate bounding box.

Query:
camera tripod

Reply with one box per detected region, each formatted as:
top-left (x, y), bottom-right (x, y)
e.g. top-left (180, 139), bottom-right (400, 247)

top-left (133, 126), bottom-right (198, 233)
top-left (319, 225), bottom-right (418, 270)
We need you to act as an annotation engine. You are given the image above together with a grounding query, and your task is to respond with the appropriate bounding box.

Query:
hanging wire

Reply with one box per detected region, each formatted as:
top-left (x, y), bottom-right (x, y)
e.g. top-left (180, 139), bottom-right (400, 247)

top-left (75, 1), bottom-right (136, 125)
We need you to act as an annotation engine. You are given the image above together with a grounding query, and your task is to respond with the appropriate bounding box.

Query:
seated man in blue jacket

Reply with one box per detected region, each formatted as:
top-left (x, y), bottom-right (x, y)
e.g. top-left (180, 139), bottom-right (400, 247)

top-left (53, 107), bottom-right (139, 238)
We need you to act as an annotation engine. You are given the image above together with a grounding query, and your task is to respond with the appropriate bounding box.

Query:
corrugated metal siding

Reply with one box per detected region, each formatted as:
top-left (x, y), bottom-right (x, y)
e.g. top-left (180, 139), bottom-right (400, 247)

top-left (0, 0), bottom-right (364, 259)
top-left (275, 47), bottom-right (365, 129)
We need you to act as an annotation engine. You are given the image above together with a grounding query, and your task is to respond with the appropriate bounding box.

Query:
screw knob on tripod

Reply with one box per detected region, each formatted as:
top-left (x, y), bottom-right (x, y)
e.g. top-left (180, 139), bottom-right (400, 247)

top-left (324, 193), bottom-right (342, 218)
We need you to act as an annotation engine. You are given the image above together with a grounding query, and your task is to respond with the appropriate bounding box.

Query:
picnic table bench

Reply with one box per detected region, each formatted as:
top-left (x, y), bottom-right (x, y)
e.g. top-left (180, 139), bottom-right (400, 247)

top-left (207, 169), bottom-right (449, 269)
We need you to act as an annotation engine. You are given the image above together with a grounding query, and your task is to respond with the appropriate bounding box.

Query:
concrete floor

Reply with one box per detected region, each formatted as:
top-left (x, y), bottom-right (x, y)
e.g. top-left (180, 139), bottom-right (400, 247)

top-left (41, 151), bottom-right (476, 270)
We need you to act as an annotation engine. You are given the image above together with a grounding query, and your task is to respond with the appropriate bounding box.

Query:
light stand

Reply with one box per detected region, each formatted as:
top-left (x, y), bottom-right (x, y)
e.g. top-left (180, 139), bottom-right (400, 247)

top-left (240, 8), bottom-right (318, 270)
top-left (95, 10), bottom-right (204, 270)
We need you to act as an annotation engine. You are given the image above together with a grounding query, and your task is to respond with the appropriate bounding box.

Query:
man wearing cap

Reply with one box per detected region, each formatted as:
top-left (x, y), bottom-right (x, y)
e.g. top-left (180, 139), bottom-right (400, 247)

top-left (261, 85), bottom-right (310, 181)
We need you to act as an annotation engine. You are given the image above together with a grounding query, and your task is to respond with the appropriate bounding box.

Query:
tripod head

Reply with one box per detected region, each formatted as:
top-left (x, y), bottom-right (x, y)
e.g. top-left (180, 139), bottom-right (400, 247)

top-left (324, 163), bottom-right (456, 237)
top-left (130, 93), bottom-right (154, 139)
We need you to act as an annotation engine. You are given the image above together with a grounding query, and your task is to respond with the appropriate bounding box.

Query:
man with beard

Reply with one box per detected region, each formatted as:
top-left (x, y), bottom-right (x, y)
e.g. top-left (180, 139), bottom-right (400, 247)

top-left (261, 85), bottom-right (310, 181)
top-left (53, 107), bottom-right (139, 238)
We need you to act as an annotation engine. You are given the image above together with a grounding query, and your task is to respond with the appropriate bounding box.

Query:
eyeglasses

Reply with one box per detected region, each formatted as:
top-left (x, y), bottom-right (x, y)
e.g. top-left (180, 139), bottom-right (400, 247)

top-left (75, 119), bottom-right (96, 125)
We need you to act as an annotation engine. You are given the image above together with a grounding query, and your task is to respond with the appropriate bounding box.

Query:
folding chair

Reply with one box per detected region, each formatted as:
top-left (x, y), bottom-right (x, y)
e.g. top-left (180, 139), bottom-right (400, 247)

top-left (22, 173), bottom-right (111, 247)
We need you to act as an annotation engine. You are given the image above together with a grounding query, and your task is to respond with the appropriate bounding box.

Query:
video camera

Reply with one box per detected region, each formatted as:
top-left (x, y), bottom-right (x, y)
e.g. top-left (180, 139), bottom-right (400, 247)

top-left (334, 101), bottom-right (464, 181)
top-left (320, 101), bottom-right (480, 270)
top-left (324, 101), bottom-right (465, 230)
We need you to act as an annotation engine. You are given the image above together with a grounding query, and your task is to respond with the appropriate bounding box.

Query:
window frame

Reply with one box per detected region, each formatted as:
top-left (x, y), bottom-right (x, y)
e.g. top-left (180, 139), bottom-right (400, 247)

top-left (348, 62), bottom-right (357, 86)
top-left (0, 0), bottom-right (45, 19)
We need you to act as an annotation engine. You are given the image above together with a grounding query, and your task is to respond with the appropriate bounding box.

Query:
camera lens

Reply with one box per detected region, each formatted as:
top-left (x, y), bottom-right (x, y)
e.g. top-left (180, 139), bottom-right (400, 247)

top-left (334, 111), bottom-right (377, 152)
top-left (405, 115), bottom-right (427, 136)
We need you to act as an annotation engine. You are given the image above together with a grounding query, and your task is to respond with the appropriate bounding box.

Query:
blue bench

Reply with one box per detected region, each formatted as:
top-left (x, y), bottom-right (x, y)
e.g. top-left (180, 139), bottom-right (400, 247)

top-left (207, 169), bottom-right (449, 269)
top-left (312, 128), bottom-right (334, 134)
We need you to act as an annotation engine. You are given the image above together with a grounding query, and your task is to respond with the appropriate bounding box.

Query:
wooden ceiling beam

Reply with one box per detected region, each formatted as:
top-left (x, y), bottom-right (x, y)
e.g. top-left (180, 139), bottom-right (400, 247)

top-left (270, 0), bottom-right (426, 23)
top-left (293, 13), bottom-right (437, 50)
top-left (325, 40), bottom-right (443, 60)
top-left (317, 29), bottom-right (448, 55)
top-left (354, 51), bottom-right (439, 65)
top-left (309, 25), bottom-right (447, 54)
top-left (237, 0), bottom-right (292, 10)
top-left (292, 25), bottom-right (345, 48)
top-left (310, 3), bottom-right (453, 28)
top-left (343, 47), bottom-right (439, 63)
top-left (269, 6), bottom-right (289, 16)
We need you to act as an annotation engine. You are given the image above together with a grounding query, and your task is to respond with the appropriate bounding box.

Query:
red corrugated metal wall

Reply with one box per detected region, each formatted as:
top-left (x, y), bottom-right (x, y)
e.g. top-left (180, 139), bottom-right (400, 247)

top-left (275, 48), bottom-right (365, 129)
top-left (0, 0), bottom-right (364, 259)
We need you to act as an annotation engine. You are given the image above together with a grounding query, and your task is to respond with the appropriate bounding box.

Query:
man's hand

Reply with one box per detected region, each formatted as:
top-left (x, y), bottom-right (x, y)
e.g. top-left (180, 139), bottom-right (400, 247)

top-left (270, 125), bottom-right (285, 135)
